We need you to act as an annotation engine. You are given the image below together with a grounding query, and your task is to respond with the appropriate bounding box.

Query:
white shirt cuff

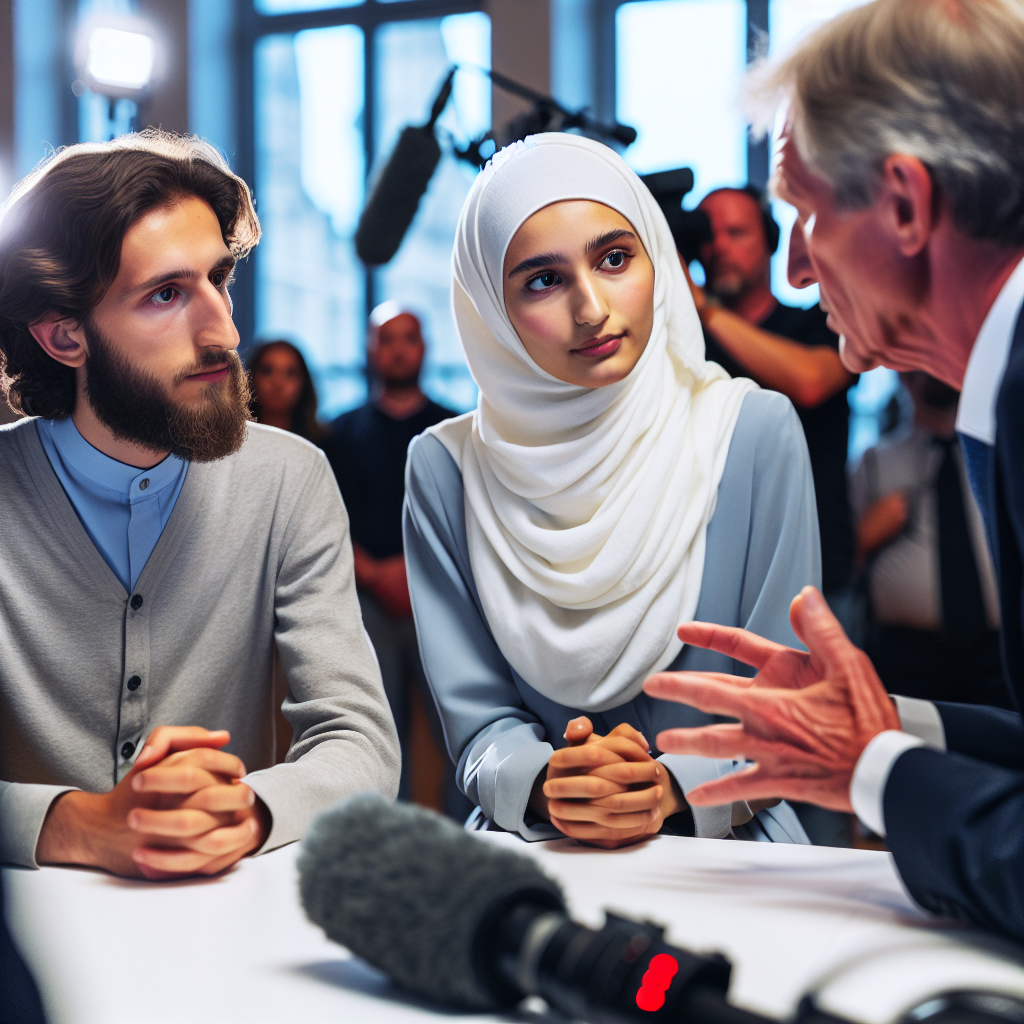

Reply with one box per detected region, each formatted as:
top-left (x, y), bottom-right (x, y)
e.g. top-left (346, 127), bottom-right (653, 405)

top-left (893, 695), bottom-right (946, 750)
top-left (849, 731), bottom-right (925, 838)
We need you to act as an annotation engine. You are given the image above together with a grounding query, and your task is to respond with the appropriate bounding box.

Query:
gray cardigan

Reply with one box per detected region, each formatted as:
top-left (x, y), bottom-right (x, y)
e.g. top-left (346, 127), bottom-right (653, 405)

top-left (404, 390), bottom-right (819, 843)
top-left (0, 419), bottom-right (400, 868)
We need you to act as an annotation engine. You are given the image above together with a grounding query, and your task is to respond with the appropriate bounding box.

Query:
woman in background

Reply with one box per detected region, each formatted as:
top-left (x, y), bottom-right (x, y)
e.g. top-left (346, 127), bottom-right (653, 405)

top-left (248, 339), bottom-right (327, 443)
top-left (248, 339), bottom-right (328, 765)
top-left (404, 134), bottom-right (820, 848)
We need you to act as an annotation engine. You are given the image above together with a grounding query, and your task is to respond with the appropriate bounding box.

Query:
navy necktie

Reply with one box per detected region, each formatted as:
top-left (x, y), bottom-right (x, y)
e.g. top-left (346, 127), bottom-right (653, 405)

top-left (957, 431), bottom-right (995, 543)
top-left (936, 438), bottom-right (988, 650)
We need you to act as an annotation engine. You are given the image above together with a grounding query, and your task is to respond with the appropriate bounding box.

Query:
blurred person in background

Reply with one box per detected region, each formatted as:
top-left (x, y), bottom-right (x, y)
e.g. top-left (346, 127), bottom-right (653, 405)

top-left (850, 372), bottom-right (1007, 708)
top-left (688, 185), bottom-right (858, 848)
top-left (323, 303), bottom-right (466, 818)
top-left (248, 339), bottom-right (329, 765)
top-left (248, 339), bottom-right (327, 444)
top-left (692, 186), bottom-right (858, 631)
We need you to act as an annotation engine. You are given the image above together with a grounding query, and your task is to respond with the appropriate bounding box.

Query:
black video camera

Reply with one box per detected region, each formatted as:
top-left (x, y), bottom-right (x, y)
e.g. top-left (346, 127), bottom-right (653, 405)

top-left (640, 168), bottom-right (712, 265)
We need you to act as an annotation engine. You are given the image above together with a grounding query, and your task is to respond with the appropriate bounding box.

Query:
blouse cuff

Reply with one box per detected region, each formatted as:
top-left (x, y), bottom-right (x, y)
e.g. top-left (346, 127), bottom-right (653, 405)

top-left (659, 753), bottom-right (738, 839)
top-left (489, 741), bottom-right (560, 840)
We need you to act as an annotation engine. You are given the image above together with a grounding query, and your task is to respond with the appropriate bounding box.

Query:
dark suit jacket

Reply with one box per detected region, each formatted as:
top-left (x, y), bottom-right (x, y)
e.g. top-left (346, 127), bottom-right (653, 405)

top-left (883, 309), bottom-right (1024, 940)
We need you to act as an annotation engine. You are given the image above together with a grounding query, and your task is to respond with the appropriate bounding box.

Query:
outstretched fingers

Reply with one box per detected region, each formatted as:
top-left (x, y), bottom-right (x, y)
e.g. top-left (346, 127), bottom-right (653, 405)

top-left (643, 672), bottom-right (760, 718)
top-left (681, 767), bottom-right (787, 808)
top-left (676, 621), bottom-right (786, 669)
top-left (654, 723), bottom-right (751, 760)
top-left (788, 587), bottom-right (855, 678)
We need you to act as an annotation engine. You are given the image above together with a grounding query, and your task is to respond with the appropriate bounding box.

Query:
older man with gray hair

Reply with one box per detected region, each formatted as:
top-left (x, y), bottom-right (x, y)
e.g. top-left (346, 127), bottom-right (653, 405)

top-left (645, 0), bottom-right (1024, 940)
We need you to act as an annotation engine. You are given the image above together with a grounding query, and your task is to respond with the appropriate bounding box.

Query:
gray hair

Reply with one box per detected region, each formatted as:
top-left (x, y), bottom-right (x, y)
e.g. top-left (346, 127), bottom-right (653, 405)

top-left (746, 0), bottom-right (1024, 244)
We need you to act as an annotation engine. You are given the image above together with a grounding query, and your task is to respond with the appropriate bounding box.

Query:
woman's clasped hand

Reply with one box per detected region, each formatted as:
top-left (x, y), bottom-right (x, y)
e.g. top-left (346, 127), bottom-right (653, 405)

top-left (530, 718), bottom-right (686, 849)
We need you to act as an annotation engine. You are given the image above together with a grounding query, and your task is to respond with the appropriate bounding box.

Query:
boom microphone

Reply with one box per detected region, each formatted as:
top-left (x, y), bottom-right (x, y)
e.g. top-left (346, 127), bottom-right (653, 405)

top-left (299, 796), bottom-right (775, 1022)
top-left (354, 68), bottom-right (456, 266)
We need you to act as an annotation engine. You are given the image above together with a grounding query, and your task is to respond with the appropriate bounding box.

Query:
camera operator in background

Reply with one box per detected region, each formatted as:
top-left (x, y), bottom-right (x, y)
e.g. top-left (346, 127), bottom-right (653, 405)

top-left (686, 186), bottom-right (858, 848)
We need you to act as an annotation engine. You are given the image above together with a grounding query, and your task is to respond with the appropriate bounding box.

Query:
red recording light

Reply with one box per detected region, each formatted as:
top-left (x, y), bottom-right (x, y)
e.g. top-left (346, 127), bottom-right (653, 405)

top-left (635, 953), bottom-right (679, 1012)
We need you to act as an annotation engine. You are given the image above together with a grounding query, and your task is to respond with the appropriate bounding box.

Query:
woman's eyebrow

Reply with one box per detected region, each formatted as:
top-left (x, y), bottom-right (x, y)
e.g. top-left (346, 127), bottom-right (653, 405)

top-left (507, 251), bottom-right (568, 278)
top-left (586, 229), bottom-right (636, 253)
top-left (506, 230), bottom-right (636, 278)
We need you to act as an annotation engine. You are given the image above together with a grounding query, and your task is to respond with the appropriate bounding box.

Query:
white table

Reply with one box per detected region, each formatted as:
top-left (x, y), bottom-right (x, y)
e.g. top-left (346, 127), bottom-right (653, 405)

top-left (5, 834), bottom-right (1024, 1024)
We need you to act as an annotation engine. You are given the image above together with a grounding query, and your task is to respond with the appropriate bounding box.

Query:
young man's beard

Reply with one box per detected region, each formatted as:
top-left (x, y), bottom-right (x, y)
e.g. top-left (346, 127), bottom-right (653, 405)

top-left (83, 323), bottom-right (252, 463)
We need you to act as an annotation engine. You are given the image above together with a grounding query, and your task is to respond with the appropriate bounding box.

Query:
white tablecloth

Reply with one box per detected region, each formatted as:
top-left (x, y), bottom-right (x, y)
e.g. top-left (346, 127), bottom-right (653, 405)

top-left (5, 833), bottom-right (1023, 1024)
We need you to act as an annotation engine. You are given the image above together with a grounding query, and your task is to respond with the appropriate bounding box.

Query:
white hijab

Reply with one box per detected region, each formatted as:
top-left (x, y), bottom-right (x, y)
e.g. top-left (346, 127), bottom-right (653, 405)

top-left (428, 134), bottom-right (757, 713)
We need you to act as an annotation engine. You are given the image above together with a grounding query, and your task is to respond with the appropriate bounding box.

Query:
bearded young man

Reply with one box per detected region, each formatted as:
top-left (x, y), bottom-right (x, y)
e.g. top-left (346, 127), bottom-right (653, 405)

top-left (0, 132), bottom-right (399, 878)
top-left (645, 0), bottom-right (1023, 941)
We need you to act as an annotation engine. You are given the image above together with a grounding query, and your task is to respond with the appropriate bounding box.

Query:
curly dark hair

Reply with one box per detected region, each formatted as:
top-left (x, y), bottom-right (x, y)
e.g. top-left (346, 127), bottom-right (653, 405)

top-left (0, 130), bottom-right (261, 419)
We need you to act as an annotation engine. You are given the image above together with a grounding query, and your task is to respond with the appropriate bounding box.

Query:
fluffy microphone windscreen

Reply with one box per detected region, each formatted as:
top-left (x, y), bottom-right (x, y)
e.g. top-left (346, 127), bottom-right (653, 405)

top-left (355, 126), bottom-right (441, 266)
top-left (298, 795), bottom-right (564, 1010)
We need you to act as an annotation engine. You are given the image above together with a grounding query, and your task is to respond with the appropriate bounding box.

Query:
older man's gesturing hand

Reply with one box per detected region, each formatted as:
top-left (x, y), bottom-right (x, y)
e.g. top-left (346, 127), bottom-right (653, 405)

top-left (643, 587), bottom-right (900, 812)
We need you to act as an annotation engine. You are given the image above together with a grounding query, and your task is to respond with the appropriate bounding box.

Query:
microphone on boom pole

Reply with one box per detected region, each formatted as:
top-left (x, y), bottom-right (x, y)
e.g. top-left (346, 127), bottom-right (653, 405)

top-left (354, 67), bottom-right (456, 267)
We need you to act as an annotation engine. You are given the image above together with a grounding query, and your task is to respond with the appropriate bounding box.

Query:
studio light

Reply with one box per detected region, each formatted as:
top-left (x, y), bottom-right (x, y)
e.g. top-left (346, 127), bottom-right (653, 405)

top-left (85, 27), bottom-right (155, 94)
top-left (74, 16), bottom-right (162, 103)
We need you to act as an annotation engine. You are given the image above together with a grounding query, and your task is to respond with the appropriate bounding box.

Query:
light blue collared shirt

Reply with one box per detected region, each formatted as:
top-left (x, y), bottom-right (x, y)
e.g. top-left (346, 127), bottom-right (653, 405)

top-left (36, 417), bottom-right (188, 592)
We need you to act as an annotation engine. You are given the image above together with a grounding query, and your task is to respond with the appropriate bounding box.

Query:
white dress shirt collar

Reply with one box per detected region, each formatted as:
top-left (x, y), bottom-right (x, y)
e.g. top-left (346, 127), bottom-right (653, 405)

top-left (956, 255), bottom-right (1024, 445)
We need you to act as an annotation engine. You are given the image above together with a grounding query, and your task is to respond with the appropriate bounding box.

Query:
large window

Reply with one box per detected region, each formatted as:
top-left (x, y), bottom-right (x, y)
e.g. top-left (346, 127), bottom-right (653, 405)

top-left (769, 0), bottom-right (896, 461)
top-left (616, 1), bottom-right (747, 194)
top-left (614, 0), bottom-right (892, 460)
top-left (249, 3), bottom-right (487, 419)
top-left (372, 14), bottom-right (489, 413)
top-left (768, 0), bottom-right (869, 309)
top-left (254, 25), bottom-right (367, 415)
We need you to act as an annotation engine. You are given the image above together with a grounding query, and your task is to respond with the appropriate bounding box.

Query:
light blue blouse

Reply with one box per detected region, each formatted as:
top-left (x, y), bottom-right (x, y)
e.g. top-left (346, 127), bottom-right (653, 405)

top-left (403, 390), bottom-right (821, 844)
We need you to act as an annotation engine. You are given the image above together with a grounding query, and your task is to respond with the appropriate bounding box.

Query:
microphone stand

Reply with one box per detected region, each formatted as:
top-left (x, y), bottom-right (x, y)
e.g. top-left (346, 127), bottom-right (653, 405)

top-left (449, 67), bottom-right (638, 168)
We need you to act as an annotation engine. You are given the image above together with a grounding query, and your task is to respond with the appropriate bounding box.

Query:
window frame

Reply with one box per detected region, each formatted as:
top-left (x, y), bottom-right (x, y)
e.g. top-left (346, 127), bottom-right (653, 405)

top-left (233, 0), bottom-right (484, 353)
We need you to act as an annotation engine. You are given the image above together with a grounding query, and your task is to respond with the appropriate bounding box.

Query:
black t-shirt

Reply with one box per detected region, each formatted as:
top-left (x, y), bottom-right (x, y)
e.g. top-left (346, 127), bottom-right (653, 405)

top-left (703, 303), bottom-right (856, 592)
top-left (324, 399), bottom-right (456, 559)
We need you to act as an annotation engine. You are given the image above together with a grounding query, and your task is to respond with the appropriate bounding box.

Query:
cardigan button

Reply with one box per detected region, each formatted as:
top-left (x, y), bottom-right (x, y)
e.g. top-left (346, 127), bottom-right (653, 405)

top-left (120, 741), bottom-right (136, 760)
top-left (126, 675), bottom-right (142, 691)
top-left (130, 594), bottom-right (144, 610)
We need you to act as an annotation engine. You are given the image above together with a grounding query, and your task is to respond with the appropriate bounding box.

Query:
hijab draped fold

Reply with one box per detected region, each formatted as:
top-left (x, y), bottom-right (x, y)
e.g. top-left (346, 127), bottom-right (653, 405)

top-left (428, 134), bottom-right (757, 712)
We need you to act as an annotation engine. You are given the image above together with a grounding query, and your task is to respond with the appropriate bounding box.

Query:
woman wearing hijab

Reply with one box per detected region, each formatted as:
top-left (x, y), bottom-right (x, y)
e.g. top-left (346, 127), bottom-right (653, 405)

top-left (404, 134), bottom-right (819, 846)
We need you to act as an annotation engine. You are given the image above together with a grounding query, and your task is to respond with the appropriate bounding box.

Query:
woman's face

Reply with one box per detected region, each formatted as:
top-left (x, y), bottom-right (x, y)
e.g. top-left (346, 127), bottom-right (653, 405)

top-left (253, 345), bottom-right (304, 417)
top-left (502, 200), bottom-right (655, 388)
